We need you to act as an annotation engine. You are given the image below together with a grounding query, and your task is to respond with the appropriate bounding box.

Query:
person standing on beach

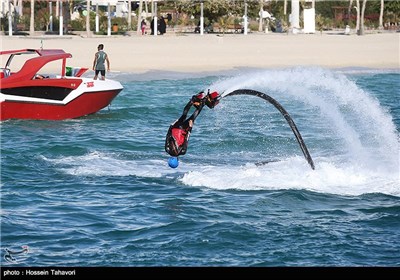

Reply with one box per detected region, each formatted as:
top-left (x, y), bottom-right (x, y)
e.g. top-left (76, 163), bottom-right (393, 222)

top-left (150, 17), bottom-right (155, 35)
top-left (93, 44), bottom-right (110, 80)
top-left (158, 16), bottom-right (166, 35)
top-left (141, 19), bottom-right (147, 35)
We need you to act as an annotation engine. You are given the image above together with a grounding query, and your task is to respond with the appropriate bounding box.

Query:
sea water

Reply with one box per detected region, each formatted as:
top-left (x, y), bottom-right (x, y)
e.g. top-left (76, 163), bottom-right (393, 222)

top-left (1, 67), bottom-right (399, 266)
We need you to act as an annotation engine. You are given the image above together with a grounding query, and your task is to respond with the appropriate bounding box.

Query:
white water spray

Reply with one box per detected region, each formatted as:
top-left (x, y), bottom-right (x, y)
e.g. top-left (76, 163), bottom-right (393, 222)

top-left (185, 67), bottom-right (400, 196)
top-left (213, 67), bottom-right (399, 173)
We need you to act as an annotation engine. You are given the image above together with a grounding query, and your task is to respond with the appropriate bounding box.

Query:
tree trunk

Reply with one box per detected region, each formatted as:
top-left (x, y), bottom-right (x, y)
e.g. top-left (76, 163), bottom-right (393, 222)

top-left (17, 0), bottom-right (22, 16)
top-left (258, 0), bottom-right (263, 32)
top-left (137, 0), bottom-right (143, 34)
top-left (347, 0), bottom-right (353, 25)
top-left (355, 0), bottom-right (360, 34)
top-left (128, 0), bottom-right (132, 30)
top-left (284, 0), bottom-right (287, 15)
top-left (86, 0), bottom-right (91, 37)
top-left (378, 0), bottom-right (384, 30)
top-left (359, 0), bottom-right (367, 35)
top-left (29, 0), bottom-right (34, 35)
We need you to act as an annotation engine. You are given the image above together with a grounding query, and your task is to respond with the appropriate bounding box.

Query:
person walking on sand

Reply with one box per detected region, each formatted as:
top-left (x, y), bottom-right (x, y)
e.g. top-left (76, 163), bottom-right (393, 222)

top-left (93, 44), bottom-right (110, 80)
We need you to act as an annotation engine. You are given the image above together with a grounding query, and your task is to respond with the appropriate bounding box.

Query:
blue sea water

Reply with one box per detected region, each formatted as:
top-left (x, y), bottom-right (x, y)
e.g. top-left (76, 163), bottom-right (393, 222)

top-left (1, 67), bottom-right (399, 267)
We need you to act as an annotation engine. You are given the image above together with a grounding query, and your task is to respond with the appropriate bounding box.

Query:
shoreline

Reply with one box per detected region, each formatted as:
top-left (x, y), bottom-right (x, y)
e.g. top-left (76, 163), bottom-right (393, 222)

top-left (1, 32), bottom-right (399, 73)
top-left (108, 67), bottom-right (399, 83)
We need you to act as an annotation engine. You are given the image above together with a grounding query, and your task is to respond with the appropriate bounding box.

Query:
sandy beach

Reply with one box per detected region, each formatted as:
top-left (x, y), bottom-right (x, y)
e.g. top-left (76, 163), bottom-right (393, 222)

top-left (1, 32), bottom-right (399, 73)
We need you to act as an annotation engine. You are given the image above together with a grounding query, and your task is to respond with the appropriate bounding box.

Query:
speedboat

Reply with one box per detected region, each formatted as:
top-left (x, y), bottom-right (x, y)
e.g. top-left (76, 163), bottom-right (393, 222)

top-left (0, 49), bottom-right (123, 120)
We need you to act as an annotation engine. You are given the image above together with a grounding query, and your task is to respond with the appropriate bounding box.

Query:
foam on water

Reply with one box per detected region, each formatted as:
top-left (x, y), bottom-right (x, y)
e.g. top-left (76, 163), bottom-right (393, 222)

top-left (41, 152), bottom-right (176, 178)
top-left (42, 150), bottom-right (399, 197)
top-left (180, 158), bottom-right (399, 197)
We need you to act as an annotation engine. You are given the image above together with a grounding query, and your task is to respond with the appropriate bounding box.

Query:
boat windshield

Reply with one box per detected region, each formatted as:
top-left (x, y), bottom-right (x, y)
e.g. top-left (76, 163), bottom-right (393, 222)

top-left (4, 52), bottom-right (38, 73)
top-left (1, 49), bottom-right (71, 79)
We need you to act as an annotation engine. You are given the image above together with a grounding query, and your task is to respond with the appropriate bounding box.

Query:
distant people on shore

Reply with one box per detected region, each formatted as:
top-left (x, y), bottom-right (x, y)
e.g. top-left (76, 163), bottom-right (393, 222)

top-left (195, 21), bottom-right (201, 33)
top-left (166, 13), bottom-right (172, 27)
top-left (159, 16), bottom-right (166, 35)
top-left (150, 16), bottom-right (167, 35)
top-left (150, 17), bottom-right (155, 35)
top-left (141, 19), bottom-right (147, 35)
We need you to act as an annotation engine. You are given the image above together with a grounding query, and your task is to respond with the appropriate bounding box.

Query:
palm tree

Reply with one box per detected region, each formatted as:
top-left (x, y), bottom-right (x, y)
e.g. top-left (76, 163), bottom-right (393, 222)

top-left (258, 0), bottom-right (263, 32)
top-left (359, 0), bottom-right (367, 35)
top-left (355, 0), bottom-right (360, 34)
top-left (86, 0), bottom-right (91, 37)
top-left (137, 0), bottom-right (143, 34)
top-left (284, 0), bottom-right (287, 15)
top-left (347, 0), bottom-right (353, 25)
top-left (29, 0), bottom-right (34, 35)
top-left (378, 0), bottom-right (384, 30)
top-left (128, 0), bottom-right (132, 30)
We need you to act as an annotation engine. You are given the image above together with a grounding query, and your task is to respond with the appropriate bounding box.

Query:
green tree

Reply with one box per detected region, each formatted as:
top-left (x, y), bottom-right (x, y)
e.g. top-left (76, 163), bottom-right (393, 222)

top-left (175, 0), bottom-right (246, 24)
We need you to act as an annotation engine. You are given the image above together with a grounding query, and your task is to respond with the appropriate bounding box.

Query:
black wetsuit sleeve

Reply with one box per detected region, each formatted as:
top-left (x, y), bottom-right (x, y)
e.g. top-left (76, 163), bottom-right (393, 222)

top-left (174, 98), bottom-right (205, 127)
top-left (188, 104), bottom-right (203, 122)
top-left (179, 101), bottom-right (193, 121)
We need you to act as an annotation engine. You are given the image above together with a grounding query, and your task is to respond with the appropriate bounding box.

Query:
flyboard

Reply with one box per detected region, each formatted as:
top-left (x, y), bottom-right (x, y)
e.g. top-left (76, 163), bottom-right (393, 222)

top-left (165, 89), bottom-right (315, 170)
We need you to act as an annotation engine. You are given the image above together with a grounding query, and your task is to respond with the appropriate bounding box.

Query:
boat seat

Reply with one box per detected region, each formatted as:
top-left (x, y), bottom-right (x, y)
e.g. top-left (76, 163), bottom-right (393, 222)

top-left (34, 74), bottom-right (50, 80)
